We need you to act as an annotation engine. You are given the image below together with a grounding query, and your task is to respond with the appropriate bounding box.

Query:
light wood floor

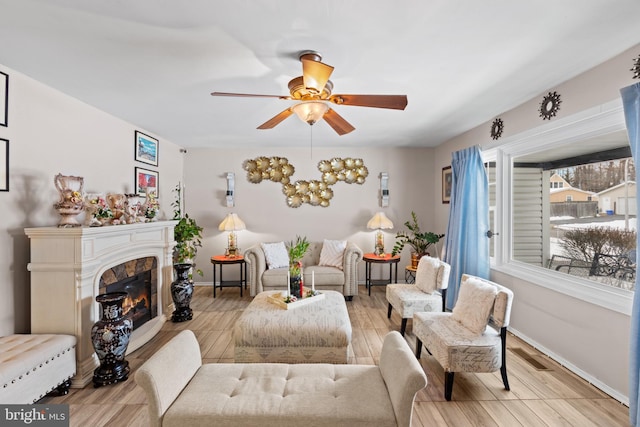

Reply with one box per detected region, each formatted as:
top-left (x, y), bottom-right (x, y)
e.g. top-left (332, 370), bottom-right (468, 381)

top-left (42, 284), bottom-right (630, 426)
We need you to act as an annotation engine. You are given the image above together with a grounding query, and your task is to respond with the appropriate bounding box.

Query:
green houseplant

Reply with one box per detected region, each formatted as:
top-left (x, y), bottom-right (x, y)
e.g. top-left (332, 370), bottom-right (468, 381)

top-left (286, 236), bottom-right (310, 298)
top-left (391, 211), bottom-right (444, 266)
top-left (171, 184), bottom-right (204, 275)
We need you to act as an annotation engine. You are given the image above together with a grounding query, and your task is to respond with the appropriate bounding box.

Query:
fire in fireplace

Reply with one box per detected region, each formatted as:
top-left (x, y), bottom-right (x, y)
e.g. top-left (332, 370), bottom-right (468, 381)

top-left (106, 271), bottom-right (152, 329)
top-left (99, 256), bottom-right (158, 331)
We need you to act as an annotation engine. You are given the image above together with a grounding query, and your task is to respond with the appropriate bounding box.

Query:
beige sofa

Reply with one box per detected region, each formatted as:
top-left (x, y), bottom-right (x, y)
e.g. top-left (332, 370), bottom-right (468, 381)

top-left (244, 241), bottom-right (363, 300)
top-left (135, 329), bottom-right (427, 427)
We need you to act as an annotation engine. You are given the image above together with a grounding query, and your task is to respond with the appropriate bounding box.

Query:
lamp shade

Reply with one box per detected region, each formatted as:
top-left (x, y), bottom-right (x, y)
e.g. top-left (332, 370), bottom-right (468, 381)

top-left (367, 212), bottom-right (394, 230)
top-left (292, 101), bottom-right (329, 125)
top-left (218, 213), bottom-right (246, 231)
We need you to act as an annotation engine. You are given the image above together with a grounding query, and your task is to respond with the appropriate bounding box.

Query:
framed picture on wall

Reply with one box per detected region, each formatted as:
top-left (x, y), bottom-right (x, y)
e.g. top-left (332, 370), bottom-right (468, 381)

top-left (0, 139), bottom-right (8, 191)
top-left (134, 130), bottom-right (158, 166)
top-left (0, 71), bottom-right (8, 127)
top-left (442, 166), bottom-right (452, 204)
top-left (135, 167), bottom-right (158, 195)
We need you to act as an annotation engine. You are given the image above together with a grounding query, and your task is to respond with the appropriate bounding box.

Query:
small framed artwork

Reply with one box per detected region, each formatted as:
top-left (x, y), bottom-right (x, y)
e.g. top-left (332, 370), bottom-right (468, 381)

top-left (0, 71), bottom-right (8, 127)
top-left (442, 166), bottom-right (452, 204)
top-left (134, 130), bottom-right (158, 166)
top-left (0, 139), bottom-right (8, 191)
top-left (135, 167), bottom-right (158, 195)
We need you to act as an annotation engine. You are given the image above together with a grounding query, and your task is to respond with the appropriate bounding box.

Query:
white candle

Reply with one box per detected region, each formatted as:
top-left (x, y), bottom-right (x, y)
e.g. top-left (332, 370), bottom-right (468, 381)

top-left (312, 271), bottom-right (315, 291)
top-left (287, 271), bottom-right (290, 296)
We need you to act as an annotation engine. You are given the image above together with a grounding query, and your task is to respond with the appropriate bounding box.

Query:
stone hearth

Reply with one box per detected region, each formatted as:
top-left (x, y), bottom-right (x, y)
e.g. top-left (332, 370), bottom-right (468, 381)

top-left (25, 221), bottom-right (177, 388)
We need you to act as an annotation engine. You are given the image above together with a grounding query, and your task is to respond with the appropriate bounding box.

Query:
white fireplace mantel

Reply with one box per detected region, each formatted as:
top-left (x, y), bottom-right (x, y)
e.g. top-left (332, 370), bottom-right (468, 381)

top-left (25, 221), bottom-right (177, 388)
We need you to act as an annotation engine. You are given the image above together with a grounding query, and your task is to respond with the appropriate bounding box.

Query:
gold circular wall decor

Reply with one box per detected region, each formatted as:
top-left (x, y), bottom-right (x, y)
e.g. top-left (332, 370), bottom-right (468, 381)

top-left (632, 54), bottom-right (640, 79)
top-left (243, 156), bottom-right (368, 207)
top-left (539, 91), bottom-right (561, 120)
top-left (490, 118), bottom-right (504, 140)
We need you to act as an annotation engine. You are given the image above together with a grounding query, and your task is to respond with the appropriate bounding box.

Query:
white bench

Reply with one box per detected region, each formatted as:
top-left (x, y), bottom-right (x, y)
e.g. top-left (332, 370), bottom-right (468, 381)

top-left (136, 330), bottom-right (427, 427)
top-left (0, 334), bottom-right (76, 404)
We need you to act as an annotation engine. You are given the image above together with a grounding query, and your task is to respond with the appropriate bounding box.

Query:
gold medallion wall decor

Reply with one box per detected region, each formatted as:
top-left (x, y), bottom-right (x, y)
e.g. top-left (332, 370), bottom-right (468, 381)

top-left (631, 54), bottom-right (640, 79)
top-left (539, 91), bottom-right (561, 120)
top-left (490, 118), bottom-right (504, 140)
top-left (243, 156), bottom-right (368, 207)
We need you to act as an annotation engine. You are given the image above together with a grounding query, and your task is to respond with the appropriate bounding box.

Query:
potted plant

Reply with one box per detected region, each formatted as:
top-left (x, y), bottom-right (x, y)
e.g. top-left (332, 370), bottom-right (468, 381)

top-left (287, 236), bottom-right (310, 298)
top-left (391, 211), bottom-right (444, 267)
top-left (171, 184), bottom-right (204, 269)
top-left (169, 184), bottom-right (203, 322)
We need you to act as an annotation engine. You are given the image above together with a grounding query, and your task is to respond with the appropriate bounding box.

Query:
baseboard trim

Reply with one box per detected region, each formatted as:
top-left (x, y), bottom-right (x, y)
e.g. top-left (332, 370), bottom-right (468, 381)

top-left (509, 327), bottom-right (629, 406)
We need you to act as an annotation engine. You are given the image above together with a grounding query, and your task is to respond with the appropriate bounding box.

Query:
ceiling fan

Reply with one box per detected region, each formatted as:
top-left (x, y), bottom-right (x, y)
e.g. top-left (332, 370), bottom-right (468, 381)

top-left (211, 50), bottom-right (408, 136)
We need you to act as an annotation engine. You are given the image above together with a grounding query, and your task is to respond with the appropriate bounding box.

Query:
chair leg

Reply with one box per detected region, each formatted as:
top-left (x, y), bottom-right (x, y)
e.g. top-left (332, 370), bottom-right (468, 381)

top-left (387, 303), bottom-right (392, 319)
top-left (500, 326), bottom-right (510, 390)
top-left (444, 372), bottom-right (455, 401)
top-left (415, 338), bottom-right (422, 359)
top-left (400, 318), bottom-right (407, 336)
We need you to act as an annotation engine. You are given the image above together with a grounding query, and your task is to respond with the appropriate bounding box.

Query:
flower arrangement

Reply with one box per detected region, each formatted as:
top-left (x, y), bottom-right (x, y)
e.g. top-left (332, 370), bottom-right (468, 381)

top-left (89, 196), bottom-right (113, 219)
top-left (144, 190), bottom-right (159, 220)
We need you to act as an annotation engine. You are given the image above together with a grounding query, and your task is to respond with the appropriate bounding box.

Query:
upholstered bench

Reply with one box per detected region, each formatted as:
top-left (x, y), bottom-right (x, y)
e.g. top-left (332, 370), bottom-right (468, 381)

top-left (0, 334), bottom-right (76, 403)
top-left (234, 290), bottom-right (352, 363)
top-left (136, 330), bottom-right (427, 427)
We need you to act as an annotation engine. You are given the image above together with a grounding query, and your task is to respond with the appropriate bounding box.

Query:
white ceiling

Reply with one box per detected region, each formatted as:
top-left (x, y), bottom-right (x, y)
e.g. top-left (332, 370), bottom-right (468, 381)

top-left (1, 0), bottom-right (640, 149)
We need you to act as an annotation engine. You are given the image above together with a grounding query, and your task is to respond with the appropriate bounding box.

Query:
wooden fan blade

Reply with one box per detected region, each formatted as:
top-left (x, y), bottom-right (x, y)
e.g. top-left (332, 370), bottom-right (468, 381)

top-left (328, 94), bottom-right (408, 110)
top-left (302, 59), bottom-right (334, 94)
top-left (211, 92), bottom-right (292, 100)
top-left (257, 108), bottom-right (294, 130)
top-left (323, 108), bottom-right (355, 136)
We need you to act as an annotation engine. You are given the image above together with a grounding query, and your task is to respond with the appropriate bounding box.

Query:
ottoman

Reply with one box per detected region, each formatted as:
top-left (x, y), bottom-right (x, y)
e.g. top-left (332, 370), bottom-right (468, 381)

top-left (234, 290), bottom-right (352, 363)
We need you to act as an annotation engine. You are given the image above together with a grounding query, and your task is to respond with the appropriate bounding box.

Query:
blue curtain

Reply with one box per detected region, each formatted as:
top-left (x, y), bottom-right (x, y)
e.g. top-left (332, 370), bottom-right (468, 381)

top-left (443, 145), bottom-right (490, 310)
top-left (622, 82), bottom-right (640, 426)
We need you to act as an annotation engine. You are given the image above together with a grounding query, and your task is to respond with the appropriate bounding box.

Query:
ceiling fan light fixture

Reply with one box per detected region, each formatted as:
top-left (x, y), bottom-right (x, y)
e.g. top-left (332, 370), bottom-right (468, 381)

top-left (292, 101), bottom-right (329, 125)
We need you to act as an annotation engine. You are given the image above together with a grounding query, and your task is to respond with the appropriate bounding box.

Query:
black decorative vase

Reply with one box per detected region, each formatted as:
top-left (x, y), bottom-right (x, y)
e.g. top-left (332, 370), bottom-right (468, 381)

top-left (91, 292), bottom-right (132, 388)
top-left (289, 261), bottom-right (304, 298)
top-left (171, 263), bottom-right (194, 322)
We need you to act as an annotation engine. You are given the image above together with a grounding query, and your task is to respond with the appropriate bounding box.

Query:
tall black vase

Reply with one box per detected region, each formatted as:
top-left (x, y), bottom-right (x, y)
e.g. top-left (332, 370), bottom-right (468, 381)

top-left (171, 263), bottom-right (194, 322)
top-left (91, 292), bottom-right (133, 387)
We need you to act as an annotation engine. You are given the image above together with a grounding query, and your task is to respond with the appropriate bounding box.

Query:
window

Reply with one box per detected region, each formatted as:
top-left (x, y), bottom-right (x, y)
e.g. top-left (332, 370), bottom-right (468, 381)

top-left (485, 100), bottom-right (634, 315)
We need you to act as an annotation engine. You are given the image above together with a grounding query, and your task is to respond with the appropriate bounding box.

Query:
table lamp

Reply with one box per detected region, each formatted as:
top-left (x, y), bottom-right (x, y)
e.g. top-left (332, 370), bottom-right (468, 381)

top-left (367, 212), bottom-right (394, 256)
top-left (218, 213), bottom-right (246, 257)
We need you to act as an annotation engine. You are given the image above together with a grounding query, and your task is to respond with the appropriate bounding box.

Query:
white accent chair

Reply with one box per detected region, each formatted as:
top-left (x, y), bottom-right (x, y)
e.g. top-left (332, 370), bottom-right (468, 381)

top-left (413, 274), bottom-right (513, 401)
top-left (385, 256), bottom-right (450, 336)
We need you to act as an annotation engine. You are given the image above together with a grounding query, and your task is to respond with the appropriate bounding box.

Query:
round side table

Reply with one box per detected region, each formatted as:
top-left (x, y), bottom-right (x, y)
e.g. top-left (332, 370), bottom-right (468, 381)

top-left (211, 255), bottom-right (246, 298)
top-left (362, 253), bottom-right (400, 296)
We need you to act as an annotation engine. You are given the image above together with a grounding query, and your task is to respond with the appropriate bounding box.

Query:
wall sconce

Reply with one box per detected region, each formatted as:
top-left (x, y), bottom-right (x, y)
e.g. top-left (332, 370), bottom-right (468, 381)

top-left (367, 212), bottom-right (394, 256)
top-left (380, 172), bottom-right (389, 207)
top-left (226, 172), bottom-right (235, 207)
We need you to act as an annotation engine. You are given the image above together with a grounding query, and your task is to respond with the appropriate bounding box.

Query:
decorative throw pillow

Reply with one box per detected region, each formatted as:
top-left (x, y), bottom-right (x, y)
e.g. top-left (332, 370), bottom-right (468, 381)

top-left (451, 276), bottom-right (498, 335)
top-left (261, 242), bottom-right (289, 269)
top-left (415, 256), bottom-right (440, 293)
top-left (319, 239), bottom-right (347, 269)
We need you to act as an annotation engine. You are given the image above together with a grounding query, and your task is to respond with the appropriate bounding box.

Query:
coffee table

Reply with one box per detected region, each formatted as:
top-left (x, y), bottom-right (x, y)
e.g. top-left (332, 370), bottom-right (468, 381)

top-left (233, 290), bottom-right (352, 364)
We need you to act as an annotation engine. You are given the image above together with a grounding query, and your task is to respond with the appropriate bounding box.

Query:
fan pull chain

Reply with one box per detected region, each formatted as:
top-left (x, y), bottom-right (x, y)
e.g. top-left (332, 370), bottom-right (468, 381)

top-left (309, 124), bottom-right (314, 159)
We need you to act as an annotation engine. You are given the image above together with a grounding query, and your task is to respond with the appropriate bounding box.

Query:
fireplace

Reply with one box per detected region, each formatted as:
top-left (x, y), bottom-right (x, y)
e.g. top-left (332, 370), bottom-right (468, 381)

top-left (25, 221), bottom-right (177, 388)
top-left (100, 257), bottom-right (157, 330)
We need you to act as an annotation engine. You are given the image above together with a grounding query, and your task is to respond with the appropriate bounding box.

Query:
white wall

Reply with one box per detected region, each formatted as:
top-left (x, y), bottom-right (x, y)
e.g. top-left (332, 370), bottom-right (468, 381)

top-left (183, 146), bottom-right (437, 285)
top-left (433, 44), bottom-right (640, 402)
top-left (0, 64), bottom-right (184, 335)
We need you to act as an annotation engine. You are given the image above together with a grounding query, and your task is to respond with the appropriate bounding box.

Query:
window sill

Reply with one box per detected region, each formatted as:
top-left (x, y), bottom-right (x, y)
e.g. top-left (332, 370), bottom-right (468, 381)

top-left (492, 260), bottom-right (633, 316)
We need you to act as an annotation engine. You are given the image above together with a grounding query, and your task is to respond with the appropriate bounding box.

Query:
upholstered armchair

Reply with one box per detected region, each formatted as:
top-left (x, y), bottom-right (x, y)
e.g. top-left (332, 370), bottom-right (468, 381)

top-left (412, 274), bottom-right (513, 401)
top-left (244, 240), bottom-right (363, 299)
top-left (385, 256), bottom-right (451, 336)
